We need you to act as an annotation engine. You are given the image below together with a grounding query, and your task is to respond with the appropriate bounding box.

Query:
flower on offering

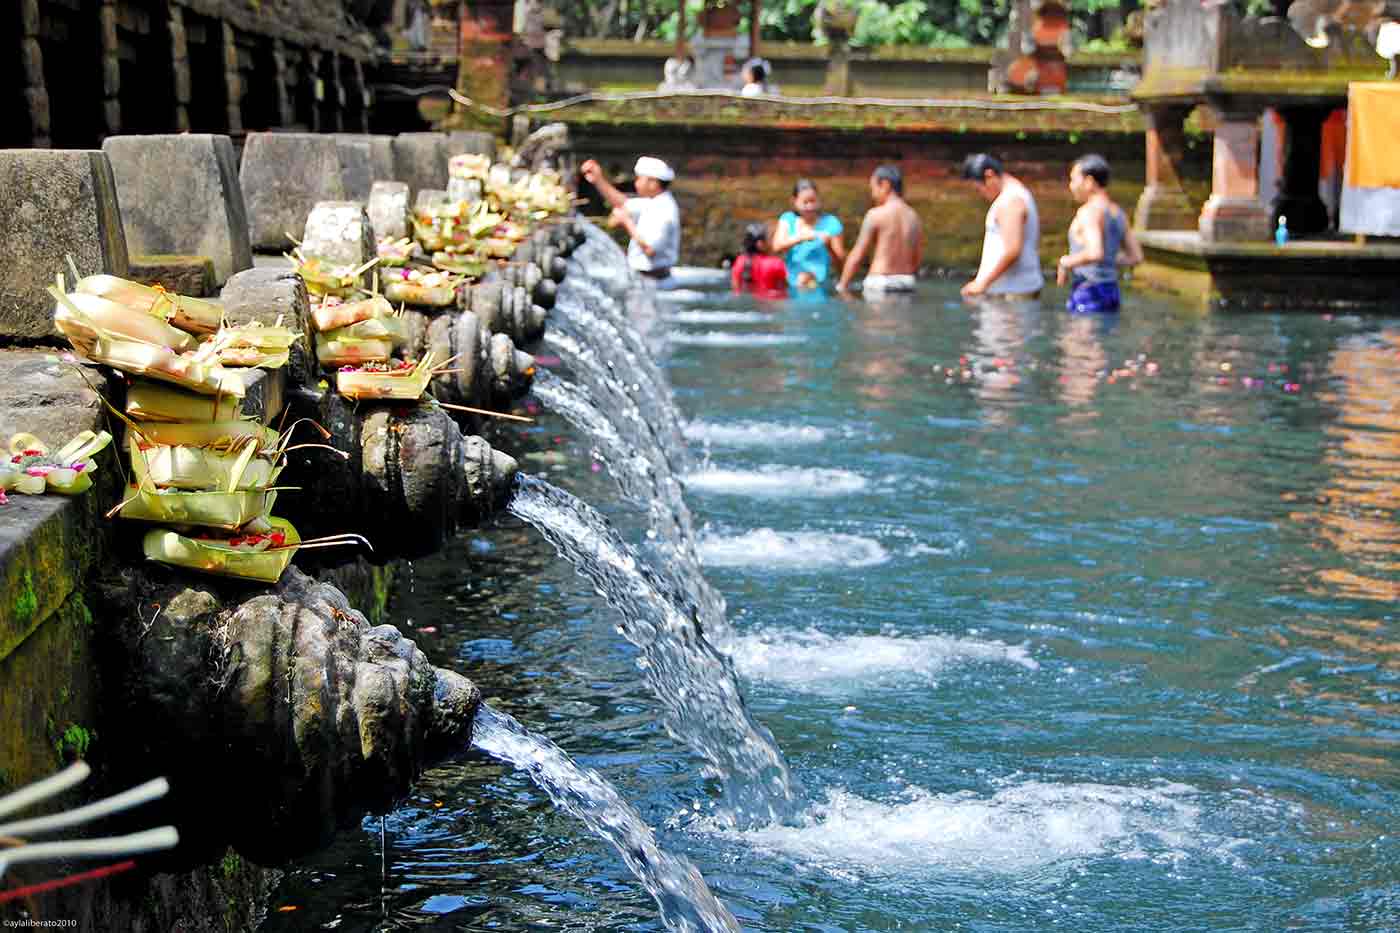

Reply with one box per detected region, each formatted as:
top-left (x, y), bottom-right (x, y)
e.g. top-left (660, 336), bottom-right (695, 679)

top-left (142, 519), bottom-right (368, 583)
top-left (0, 431), bottom-right (112, 497)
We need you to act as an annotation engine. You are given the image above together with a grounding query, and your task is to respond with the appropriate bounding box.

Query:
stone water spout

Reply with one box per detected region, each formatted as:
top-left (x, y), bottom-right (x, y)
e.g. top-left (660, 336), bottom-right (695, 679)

top-left (98, 566), bottom-right (480, 865)
top-left (279, 397), bottom-right (519, 560)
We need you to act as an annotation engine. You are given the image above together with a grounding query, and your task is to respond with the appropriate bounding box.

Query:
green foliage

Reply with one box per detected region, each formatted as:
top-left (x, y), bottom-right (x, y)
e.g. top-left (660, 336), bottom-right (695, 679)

top-left (560, 0), bottom-right (1137, 46)
top-left (54, 722), bottom-right (95, 762)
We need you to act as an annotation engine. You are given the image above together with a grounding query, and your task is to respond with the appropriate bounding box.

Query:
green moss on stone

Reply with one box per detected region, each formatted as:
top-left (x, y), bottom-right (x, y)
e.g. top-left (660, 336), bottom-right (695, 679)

top-left (13, 569), bottom-right (37, 626)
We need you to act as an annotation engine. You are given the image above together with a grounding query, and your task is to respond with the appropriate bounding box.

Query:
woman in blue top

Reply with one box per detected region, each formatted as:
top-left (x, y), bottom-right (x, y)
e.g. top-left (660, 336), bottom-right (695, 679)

top-left (772, 179), bottom-right (846, 291)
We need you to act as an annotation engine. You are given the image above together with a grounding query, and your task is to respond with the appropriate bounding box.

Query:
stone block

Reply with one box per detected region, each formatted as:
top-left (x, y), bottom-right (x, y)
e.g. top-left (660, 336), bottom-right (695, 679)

top-left (333, 134), bottom-right (373, 202)
top-left (369, 135), bottom-right (395, 183)
top-left (445, 130), bottom-right (496, 161)
top-left (392, 132), bottom-right (449, 201)
top-left (219, 266), bottom-right (314, 388)
top-left (0, 149), bottom-right (129, 342)
top-left (128, 254), bottom-right (216, 297)
top-left (102, 134), bottom-right (253, 287)
top-left (239, 132), bottom-right (346, 252)
top-left (367, 181), bottom-right (409, 240)
top-left (302, 201), bottom-right (375, 271)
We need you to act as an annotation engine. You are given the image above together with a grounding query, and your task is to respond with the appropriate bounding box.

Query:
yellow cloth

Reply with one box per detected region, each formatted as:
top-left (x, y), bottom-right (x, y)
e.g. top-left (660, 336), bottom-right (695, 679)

top-left (1346, 82), bottom-right (1400, 189)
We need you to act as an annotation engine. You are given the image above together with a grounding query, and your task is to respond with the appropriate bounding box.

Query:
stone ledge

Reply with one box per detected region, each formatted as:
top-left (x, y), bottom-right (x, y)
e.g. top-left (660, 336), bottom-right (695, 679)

top-left (129, 254), bottom-right (217, 297)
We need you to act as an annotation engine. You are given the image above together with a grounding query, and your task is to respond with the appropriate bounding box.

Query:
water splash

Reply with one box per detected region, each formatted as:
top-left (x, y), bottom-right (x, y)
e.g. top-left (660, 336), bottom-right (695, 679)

top-left (728, 626), bottom-right (1040, 691)
top-left (470, 703), bottom-right (741, 932)
top-left (509, 474), bottom-right (797, 828)
top-left (710, 781), bottom-right (1245, 880)
top-left (698, 528), bottom-right (891, 571)
top-left (684, 466), bottom-right (870, 498)
top-left (684, 421), bottom-right (829, 448)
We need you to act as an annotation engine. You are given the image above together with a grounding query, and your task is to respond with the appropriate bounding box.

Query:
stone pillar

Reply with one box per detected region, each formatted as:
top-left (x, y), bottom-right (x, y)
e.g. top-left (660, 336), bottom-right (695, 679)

top-left (454, 0), bottom-right (513, 132)
top-left (222, 22), bottom-right (243, 136)
top-left (1198, 106), bottom-right (1270, 242)
top-left (19, 0), bottom-right (50, 147)
top-left (306, 50), bottom-right (323, 133)
top-left (169, 4), bottom-right (191, 132)
top-left (356, 59), bottom-right (372, 132)
top-left (1273, 107), bottom-right (1331, 236)
top-left (326, 51), bottom-right (343, 133)
top-left (272, 39), bottom-right (295, 126)
top-left (1133, 104), bottom-right (1198, 231)
top-left (100, 0), bottom-right (121, 137)
top-left (820, 7), bottom-right (857, 97)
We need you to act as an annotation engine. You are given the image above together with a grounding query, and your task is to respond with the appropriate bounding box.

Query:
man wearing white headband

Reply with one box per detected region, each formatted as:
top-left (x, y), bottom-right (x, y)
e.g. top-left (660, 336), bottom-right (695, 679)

top-left (581, 156), bottom-right (681, 283)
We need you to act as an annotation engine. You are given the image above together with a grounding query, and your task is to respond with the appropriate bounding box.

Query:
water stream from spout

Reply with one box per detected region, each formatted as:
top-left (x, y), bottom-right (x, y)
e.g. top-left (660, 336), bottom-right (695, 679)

top-left (469, 702), bottom-right (741, 932)
top-left (508, 473), bottom-right (797, 828)
top-left (545, 273), bottom-right (729, 642)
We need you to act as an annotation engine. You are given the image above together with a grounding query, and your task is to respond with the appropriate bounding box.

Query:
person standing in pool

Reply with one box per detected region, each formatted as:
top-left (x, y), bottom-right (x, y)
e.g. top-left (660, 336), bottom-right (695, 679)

top-left (731, 223), bottom-right (788, 297)
top-left (772, 179), bottom-right (846, 291)
top-left (960, 153), bottom-right (1044, 300)
top-left (580, 156), bottom-right (681, 284)
top-left (1056, 153), bottom-right (1144, 313)
top-left (835, 165), bottom-right (923, 294)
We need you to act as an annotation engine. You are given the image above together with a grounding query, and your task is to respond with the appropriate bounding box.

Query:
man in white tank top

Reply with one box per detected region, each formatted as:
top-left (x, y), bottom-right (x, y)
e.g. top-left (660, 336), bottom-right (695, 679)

top-left (959, 153), bottom-right (1044, 300)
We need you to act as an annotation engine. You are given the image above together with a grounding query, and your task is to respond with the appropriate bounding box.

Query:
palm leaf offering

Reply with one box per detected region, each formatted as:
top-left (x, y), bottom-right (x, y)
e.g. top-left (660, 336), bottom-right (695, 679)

top-left (376, 236), bottom-right (420, 267)
top-left (53, 289), bottom-right (197, 352)
top-left (127, 421), bottom-right (280, 491)
top-left (142, 518), bottom-right (302, 583)
top-left (50, 285), bottom-right (245, 397)
top-left (290, 251), bottom-right (379, 298)
top-left (116, 482), bottom-right (280, 530)
top-left (215, 317), bottom-right (302, 369)
top-left (336, 351), bottom-right (450, 402)
top-left (315, 334), bottom-right (395, 367)
top-left (0, 430), bottom-right (113, 497)
top-left (125, 382), bottom-right (241, 423)
top-left (72, 272), bottom-right (223, 335)
top-left (311, 294), bottom-right (394, 333)
top-left (382, 268), bottom-right (461, 308)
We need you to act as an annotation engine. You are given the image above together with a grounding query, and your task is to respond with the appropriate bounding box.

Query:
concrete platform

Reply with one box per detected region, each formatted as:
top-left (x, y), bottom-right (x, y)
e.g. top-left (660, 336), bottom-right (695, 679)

top-left (1134, 231), bottom-right (1400, 312)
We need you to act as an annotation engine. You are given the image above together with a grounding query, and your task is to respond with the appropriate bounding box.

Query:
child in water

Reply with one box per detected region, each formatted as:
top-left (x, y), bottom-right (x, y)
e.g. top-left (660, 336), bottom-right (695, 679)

top-left (730, 223), bottom-right (788, 297)
top-left (772, 180), bottom-right (845, 291)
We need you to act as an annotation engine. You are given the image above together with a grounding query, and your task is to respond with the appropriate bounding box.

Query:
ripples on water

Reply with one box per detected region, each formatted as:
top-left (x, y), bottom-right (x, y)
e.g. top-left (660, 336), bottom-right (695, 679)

top-left (268, 265), bottom-right (1400, 930)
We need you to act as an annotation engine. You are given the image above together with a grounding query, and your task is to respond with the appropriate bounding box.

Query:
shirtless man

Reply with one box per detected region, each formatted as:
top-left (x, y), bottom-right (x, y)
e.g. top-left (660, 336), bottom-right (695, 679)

top-left (836, 165), bottom-right (923, 293)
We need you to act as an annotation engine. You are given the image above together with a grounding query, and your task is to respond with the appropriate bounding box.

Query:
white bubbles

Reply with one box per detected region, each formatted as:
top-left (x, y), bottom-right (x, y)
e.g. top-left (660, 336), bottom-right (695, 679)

top-left (665, 310), bottom-right (778, 324)
top-left (683, 466), bottom-right (869, 498)
top-left (729, 626), bottom-right (1039, 690)
top-left (683, 421), bottom-right (828, 448)
top-left (668, 331), bottom-right (807, 347)
top-left (698, 529), bottom-right (890, 571)
top-left (718, 781), bottom-right (1232, 879)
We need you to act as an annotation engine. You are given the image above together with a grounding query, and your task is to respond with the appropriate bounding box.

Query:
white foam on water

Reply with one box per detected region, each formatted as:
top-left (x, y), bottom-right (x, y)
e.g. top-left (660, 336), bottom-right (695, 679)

top-left (684, 421), bottom-right (828, 447)
top-left (715, 780), bottom-right (1244, 879)
top-left (729, 626), bottom-right (1039, 689)
top-left (683, 466), bottom-right (869, 497)
top-left (698, 529), bottom-right (890, 571)
top-left (664, 310), bottom-right (777, 324)
top-left (668, 331), bottom-right (807, 347)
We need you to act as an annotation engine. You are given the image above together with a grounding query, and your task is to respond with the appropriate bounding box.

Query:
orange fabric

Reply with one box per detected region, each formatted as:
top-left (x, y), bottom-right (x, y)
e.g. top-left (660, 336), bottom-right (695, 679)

top-left (1346, 83), bottom-right (1400, 188)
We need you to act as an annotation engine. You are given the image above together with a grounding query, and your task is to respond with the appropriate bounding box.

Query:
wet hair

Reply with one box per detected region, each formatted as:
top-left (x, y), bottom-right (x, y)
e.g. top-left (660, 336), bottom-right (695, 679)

top-left (740, 222), bottom-right (768, 283)
top-left (746, 61), bottom-right (767, 83)
top-left (793, 178), bottom-right (817, 198)
top-left (1073, 153), bottom-right (1111, 188)
top-left (960, 153), bottom-right (1004, 181)
top-left (872, 164), bottom-right (903, 195)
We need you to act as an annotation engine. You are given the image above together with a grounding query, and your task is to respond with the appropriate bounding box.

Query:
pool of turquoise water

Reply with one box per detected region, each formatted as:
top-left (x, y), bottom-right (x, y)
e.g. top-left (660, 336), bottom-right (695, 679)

top-left (265, 281), bottom-right (1400, 931)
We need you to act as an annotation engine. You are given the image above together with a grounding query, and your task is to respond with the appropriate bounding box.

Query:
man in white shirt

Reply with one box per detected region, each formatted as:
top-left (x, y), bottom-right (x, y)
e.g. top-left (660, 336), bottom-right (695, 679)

top-left (580, 156), bottom-right (681, 282)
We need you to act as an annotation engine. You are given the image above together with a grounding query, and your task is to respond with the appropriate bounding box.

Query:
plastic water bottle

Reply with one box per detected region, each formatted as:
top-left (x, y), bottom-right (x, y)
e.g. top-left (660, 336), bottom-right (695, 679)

top-left (1275, 215), bottom-right (1289, 246)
